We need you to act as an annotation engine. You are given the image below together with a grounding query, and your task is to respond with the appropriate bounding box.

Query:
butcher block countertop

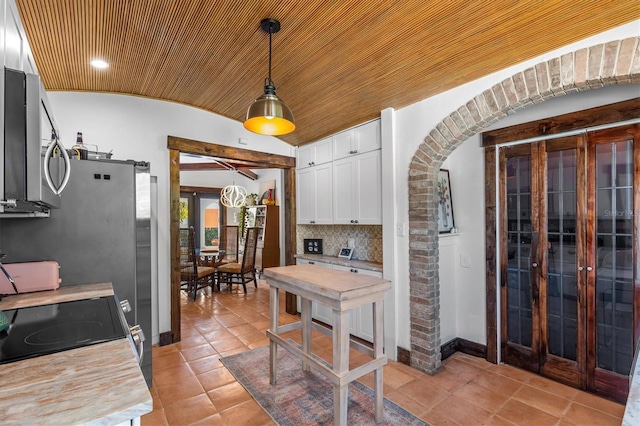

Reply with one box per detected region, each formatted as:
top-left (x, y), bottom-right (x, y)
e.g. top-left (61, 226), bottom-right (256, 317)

top-left (0, 282), bottom-right (153, 425)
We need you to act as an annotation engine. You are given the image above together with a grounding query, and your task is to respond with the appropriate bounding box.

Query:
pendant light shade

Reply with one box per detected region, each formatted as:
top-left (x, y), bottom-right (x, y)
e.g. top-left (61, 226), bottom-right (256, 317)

top-left (244, 18), bottom-right (295, 136)
top-left (220, 184), bottom-right (247, 208)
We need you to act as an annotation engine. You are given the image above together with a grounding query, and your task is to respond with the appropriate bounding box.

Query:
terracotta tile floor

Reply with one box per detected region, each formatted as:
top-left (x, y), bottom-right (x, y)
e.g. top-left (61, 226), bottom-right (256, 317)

top-left (142, 280), bottom-right (625, 425)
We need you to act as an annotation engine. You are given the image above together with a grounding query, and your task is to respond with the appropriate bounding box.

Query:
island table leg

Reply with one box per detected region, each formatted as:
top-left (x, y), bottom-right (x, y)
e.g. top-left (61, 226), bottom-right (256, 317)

top-left (269, 285), bottom-right (279, 385)
top-left (300, 297), bottom-right (312, 372)
top-left (333, 309), bottom-right (349, 425)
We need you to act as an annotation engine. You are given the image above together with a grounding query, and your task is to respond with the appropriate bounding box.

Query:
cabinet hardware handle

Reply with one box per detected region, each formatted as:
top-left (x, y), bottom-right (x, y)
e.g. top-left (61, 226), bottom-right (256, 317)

top-left (578, 266), bottom-right (585, 271)
top-left (310, 220), bottom-right (315, 224)
top-left (350, 268), bottom-right (358, 273)
top-left (309, 261), bottom-right (315, 265)
top-left (586, 266), bottom-right (593, 272)
top-left (355, 220), bottom-right (358, 224)
top-left (353, 150), bottom-right (358, 154)
top-left (532, 262), bottom-right (538, 268)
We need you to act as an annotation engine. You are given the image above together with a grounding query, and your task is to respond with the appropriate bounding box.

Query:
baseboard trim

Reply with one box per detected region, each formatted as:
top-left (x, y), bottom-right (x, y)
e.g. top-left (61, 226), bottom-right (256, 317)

top-left (397, 346), bottom-right (411, 366)
top-left (397, 338), bottom-right (489, 366)
top-left (159, 331), bottom-right (173, 346)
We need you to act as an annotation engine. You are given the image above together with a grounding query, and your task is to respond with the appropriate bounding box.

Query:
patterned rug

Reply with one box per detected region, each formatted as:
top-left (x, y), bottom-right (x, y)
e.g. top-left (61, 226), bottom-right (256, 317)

top-left (221, 345), bottom-right (429, 425)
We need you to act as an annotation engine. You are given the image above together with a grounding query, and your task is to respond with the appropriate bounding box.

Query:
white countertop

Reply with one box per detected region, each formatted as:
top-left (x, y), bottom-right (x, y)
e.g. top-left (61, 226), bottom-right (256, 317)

top-left (0, 282), bottom-right (153, 425)
top-left (294, 253), bottom-right (383, 272)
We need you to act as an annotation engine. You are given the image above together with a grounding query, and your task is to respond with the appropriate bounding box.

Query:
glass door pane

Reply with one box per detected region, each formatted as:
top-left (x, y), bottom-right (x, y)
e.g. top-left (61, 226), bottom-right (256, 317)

top-left (546, 150), bottom-right (578, 361)
top-left (506, 155), bottom-right (533, 347)
top-left (200, 197), bottom-right (220, 247)
top-left (594, 141), bottom-right (634, 375)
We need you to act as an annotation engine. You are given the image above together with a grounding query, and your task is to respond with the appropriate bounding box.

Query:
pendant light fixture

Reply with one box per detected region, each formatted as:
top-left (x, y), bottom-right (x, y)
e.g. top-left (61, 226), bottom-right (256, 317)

top-left (220, 168), bottom-right (248, 208)
top-left (243, 18), bottom-right (295, 136)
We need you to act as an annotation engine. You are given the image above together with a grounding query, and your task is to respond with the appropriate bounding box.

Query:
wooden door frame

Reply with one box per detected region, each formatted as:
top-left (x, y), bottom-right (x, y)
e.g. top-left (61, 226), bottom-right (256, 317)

top-left (167, 135), bottom-right (296, 343)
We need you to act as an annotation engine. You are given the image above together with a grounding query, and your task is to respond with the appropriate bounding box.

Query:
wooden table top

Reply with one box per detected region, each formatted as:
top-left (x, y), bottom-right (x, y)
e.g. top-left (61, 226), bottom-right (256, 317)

top-left (264, 264), bottom-right (390, 307)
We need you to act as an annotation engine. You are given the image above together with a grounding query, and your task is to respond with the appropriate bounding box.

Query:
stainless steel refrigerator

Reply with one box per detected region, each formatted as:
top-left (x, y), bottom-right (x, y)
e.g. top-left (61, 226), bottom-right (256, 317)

top-left (0, 158), bottom-right (153, 385)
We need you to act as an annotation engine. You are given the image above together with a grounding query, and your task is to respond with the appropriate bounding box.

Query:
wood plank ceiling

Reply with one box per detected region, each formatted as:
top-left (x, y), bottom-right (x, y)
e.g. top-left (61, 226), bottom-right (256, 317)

top-left (15, 0), bottom-right (640, 147)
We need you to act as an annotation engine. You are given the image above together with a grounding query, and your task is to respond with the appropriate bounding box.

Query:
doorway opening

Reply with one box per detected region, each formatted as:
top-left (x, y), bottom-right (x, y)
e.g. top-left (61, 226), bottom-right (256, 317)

top-left (167, 135), bottom-right (296, 343)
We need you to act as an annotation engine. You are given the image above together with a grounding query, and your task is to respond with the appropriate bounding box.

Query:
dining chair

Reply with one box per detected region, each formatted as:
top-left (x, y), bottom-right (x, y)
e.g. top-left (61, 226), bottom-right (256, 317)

top-left (180, 227), bottom-right (216, 300)
top-left (216, 227), bottom-right (259, 293)
top-left (216, 225), bottom-right (239, 266)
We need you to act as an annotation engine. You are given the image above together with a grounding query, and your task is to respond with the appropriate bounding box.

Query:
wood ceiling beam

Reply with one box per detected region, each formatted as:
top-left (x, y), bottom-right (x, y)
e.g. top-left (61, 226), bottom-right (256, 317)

top-left (237, 169), bottom-right (258, 180)
top-left (168, 136), bottom-right (295, 168)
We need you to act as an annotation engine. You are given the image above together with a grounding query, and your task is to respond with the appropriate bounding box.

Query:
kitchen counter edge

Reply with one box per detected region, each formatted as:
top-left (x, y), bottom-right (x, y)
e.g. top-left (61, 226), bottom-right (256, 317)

top-left (0, 282), bottom-right (153, 425)
top-left (294, 254), bottom-right (383, 273)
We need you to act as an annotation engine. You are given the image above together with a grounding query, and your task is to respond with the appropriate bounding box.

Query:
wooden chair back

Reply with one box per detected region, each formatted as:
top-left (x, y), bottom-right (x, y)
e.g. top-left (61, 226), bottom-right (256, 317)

top-left (220, 225), bottom-right (239, 263)
top-left (241, 227), bottom-right (259, 273)
top-left (180, 227), bottom-right (197, 281)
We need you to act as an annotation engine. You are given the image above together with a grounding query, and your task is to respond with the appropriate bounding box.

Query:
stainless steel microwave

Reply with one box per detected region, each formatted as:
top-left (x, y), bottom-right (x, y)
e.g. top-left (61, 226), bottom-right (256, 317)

top-left (1, 68), bottom-right (66, 216)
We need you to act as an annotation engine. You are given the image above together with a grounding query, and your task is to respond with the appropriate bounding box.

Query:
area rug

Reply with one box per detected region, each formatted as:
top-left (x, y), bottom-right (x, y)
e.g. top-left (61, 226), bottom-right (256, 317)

top-left (221, 345), bottom-right (429, 425)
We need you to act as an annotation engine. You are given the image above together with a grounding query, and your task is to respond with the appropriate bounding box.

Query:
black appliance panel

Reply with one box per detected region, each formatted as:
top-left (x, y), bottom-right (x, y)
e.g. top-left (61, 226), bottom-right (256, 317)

top-left (304, 238), bottom-right (323, 254)
top-left (0, 296), bottom-right (126, 364)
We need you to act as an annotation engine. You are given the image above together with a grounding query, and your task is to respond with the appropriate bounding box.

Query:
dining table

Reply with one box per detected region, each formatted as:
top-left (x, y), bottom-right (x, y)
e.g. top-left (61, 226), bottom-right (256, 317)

top-left (197, 247), bottom-right (224, 266)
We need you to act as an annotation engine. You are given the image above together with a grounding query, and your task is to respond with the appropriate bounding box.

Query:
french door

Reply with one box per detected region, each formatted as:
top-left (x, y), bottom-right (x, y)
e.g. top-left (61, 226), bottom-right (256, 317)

top-left (500, 124), bottom-right (639, 402)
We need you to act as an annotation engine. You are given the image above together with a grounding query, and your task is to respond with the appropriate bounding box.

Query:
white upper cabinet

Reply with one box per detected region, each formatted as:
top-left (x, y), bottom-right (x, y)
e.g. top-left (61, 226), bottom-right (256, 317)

top-left (296, 137), bottom-right (332, 170)
top-left (296, 118), bottom-right (381, 225)
top-left (332, 120), bottom-right (381, 160)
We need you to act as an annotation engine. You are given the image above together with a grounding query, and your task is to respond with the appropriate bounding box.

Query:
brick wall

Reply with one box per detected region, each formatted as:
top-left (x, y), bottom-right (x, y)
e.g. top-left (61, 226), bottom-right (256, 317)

top-left (408, 37), bottom-right (640, 374)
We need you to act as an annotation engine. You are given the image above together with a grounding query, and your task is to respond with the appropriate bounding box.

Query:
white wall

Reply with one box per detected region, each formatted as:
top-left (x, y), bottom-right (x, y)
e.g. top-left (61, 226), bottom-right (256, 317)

top-left (392, 21), bottom-right (639, 350)
top-left (48, 92), bottom-right (294, 343)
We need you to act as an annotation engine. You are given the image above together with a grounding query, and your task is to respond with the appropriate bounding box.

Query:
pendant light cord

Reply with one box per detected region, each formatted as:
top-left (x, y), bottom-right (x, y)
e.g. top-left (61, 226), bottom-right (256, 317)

top-left (267, 27), bottom-right (273, 87)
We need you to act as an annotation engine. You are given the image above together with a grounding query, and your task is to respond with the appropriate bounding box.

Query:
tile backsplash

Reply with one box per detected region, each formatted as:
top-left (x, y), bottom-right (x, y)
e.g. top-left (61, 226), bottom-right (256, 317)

top-left (296, 225), bottom-right (382, 263)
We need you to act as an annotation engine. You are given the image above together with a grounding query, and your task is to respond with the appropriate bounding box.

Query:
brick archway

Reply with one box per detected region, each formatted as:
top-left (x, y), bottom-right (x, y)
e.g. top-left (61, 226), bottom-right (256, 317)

top-left (407, 37), bottom-right (639, 374)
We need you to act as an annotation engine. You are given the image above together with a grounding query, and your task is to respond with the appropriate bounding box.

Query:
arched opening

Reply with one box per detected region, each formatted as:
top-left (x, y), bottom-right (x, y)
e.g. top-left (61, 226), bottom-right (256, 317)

top-left (407, 36), bottom-right (639, 373)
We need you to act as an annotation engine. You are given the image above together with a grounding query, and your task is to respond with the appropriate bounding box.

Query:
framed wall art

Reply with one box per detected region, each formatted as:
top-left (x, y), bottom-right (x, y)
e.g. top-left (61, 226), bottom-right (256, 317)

top-left (437, 169), bottom-right (455, 233)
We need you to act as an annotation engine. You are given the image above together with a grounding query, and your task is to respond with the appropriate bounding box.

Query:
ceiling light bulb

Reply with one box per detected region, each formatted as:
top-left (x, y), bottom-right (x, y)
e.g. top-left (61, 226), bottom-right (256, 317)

top-left (90, 59), bottom-right (109, 69)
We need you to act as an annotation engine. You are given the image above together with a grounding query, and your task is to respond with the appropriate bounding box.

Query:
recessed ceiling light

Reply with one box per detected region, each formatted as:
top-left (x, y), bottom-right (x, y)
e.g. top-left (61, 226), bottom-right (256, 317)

top-left (90, 59), bottom-right (109, 69)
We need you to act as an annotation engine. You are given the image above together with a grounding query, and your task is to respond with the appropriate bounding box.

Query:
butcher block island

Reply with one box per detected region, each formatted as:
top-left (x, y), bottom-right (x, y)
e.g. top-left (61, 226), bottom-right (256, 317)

top-left (0, 283), bottom-right (152, 425)
top-left (264, 265), bottom-right (390, 425)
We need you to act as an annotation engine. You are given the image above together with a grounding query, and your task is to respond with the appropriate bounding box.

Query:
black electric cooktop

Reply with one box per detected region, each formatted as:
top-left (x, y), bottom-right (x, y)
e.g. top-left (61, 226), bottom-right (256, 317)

top-left (0, 296), bottom-right (127, 365)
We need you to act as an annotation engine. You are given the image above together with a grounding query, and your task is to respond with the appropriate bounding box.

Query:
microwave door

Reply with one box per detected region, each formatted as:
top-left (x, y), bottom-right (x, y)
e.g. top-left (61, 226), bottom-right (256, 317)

top-left (25, 73), bottom-right (61, 208)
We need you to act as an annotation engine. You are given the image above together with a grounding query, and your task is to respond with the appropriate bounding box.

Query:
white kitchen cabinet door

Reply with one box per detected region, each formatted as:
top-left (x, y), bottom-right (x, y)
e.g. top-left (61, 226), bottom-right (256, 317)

top-left (296, 137), bottom-right (332, 169)
top-left (332, 120), bottom-right (380, 161)
top-left (355, 149), bottom-right (382, 225)
top-left (332, 150), bottom-right (382, 225)
top-left (332, 129), bottom-right (355, 160)
top-left (332, 156), bottom-right (356, 224)
top-left (297, 163), bottom-right (333, 224)
top-left (313, 163), bottom-right (333, 224)
top-left (354, 120), bottom-right (381, 154)
top-left (296, 168), bottom-right (316, 223)
top-left (296, 145), bottom-right (313, 170)
top-left (313, 138), bottom-right (333, 165)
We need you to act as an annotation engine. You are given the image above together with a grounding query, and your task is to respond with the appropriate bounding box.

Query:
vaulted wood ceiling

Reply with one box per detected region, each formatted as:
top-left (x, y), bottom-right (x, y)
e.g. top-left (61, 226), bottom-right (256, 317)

top-left (15, 0), bottom-right (639, 147)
